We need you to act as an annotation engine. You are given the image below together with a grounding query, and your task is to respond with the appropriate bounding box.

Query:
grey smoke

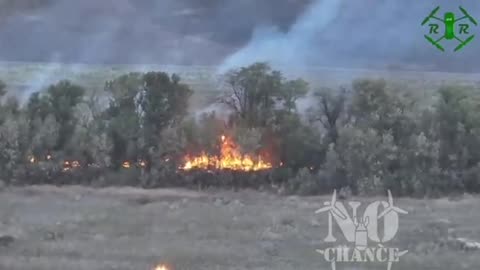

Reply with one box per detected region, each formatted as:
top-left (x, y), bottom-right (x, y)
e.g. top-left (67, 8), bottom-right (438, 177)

top-left (1, 0), bottom-right (479, 75)
top-left (219, 0), bottom-right (480, 73)
top-left (219, 0), bottom-right (343, 72)
top-left (0, 0), bottom-right (305, 65)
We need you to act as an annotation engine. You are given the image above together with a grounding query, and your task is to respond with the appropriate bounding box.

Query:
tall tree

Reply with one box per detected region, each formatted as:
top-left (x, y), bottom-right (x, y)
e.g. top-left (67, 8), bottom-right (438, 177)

top-left (222, 63), bottom-right (283, 127)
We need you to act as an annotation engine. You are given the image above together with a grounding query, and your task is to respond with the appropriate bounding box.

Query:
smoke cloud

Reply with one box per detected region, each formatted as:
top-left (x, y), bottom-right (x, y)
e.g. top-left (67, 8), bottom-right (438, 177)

top-left (219, 0), bottom-right (343, 72)
top-left (219, 0), bottom-right (480, 73)
top-left (0, 0), bottom-right (479, 73)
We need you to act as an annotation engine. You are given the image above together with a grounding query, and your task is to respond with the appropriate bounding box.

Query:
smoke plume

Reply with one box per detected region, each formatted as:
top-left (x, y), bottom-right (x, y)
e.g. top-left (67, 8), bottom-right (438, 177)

top-left (219, 0), bottom-right (480, 73)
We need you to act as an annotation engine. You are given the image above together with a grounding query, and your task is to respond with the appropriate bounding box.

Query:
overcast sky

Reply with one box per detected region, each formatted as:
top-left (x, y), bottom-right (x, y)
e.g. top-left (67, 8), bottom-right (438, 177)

top-left (0, 0), bottom-right (479, 72)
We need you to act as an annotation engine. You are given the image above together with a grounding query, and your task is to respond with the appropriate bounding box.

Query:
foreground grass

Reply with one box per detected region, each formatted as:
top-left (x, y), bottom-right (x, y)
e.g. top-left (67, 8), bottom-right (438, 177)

top-left (0, 185), bottom-right (479, 270)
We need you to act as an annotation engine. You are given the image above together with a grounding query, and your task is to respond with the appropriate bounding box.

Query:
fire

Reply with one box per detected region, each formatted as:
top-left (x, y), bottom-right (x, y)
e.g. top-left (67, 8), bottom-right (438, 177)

top-left (180, 135), bottom-right (272, 171)
top-left (122, 161), bottom-right (131, 168)
top-left (63, 160), bottom-right (81, 172)
top-left (153, 264), bottom-right (169, 270)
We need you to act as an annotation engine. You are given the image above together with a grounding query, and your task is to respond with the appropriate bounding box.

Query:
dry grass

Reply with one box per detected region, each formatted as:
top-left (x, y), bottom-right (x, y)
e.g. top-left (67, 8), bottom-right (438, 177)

top-left (3, 61), bottom-right (480, 93)
top-left (0, 185), bottom-right (479, 270)
top-left (2, 61), bottom-right (480, 112)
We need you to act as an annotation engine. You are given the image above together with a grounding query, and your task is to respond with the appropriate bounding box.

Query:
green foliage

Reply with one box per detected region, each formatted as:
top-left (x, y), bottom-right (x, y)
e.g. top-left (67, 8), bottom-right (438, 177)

top-left (310, 87), bottom-right (347, 144)
top-left (0, 64), bottom-right (480, 197)
top-left (140, 72), bottom-right (193, 145)
top-left (281, 79), bottom-right (309, 112)
top-left (234, 127), bottom-right (263, 155)
top-left (272, 111), bottom-right (323, 170)
top-left (222, 62), bottom-right (308, 128)
top-left (0, 80), bottom-right (5, 98)
top-left (286, 167), bottom-right (327, 195)
top-left (179, 112), bottom-right (224, 155)
top-left (26, 80), bottom-right (86, 151)
top-left (335, 126), bottom-right (397, 195)
top-left (104, 72), bottom-right (193, 167)
top-left (0, 117), bottom-right (23, 180)
top-left (351, 79), bottom-right (417, 137)
top-left (29, 114), bottom-right (59, 156)
top-left (434, 85), bottom-right (480, 169)
top-left (104, 73), bottom-right (143, 166)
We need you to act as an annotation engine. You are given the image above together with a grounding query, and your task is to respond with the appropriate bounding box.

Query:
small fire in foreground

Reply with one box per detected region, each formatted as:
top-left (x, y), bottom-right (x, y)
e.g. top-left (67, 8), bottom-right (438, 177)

top-left (153, 264), bottom-right (169, 270)
top-left (180, 135), bottom-right (272, 171)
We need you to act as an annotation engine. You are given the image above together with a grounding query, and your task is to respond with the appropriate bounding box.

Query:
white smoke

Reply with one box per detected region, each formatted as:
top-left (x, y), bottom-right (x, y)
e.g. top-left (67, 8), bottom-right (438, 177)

top-left (218, 0), bottom-right (343, 73)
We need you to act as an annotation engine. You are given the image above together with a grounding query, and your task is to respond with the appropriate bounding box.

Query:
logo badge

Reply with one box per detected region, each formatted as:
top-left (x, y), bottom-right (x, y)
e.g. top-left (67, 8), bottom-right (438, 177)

top-left (422, 6), bottom-right (477, 52)
top-left (315, 190), bottom-right (408, 270)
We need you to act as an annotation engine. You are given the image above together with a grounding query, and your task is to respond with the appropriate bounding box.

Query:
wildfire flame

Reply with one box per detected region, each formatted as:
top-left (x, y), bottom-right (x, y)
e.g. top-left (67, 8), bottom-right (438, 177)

top-left (122, 161), bottom-right (131, 168)
top-left (153, 264), bottom-right (169, 270)
top-left (63, 160), bottom-right (81, 172)
top-left (180, 135), bottom-right (272, 171)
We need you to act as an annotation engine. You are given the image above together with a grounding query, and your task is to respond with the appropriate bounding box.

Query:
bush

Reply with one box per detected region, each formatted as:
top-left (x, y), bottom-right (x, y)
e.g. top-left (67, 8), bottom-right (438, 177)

top-left (1, 64), bottom-right (480, 197)
top-left (286, 168), bottom-right (322, 195)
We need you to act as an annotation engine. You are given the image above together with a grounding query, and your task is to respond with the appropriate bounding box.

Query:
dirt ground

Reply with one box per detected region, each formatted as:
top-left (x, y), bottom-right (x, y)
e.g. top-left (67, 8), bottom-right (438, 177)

top-left (1, 185), bottom-right (479, 270)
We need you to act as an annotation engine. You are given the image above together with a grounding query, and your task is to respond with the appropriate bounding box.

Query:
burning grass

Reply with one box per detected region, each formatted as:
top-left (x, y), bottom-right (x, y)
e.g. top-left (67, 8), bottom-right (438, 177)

top-left (20, 135), bottom-right (279, 189)
top-left (179, 135), bottom-right (273, 172)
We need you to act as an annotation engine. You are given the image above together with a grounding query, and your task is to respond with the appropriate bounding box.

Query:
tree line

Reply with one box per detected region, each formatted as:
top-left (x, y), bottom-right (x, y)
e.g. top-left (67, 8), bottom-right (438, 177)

top-left (0, 62), bottom-right (479, 197)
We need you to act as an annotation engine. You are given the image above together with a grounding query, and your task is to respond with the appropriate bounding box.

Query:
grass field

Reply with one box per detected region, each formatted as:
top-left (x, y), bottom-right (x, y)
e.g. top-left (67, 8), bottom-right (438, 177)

top-left (2, 61), bottom-right (480, 92)
top-left (0, 185), bottom-right (479, 270)
top-left (2, 61), bottom-right (480, 111)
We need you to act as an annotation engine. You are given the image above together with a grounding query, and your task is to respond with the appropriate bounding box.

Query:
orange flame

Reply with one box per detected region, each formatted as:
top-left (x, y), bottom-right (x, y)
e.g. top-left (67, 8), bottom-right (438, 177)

top-left (180, 135), bottom-right (272, 171)
top-left (63, 160), bottom-right (81, 172)
top-left (153, 264), bottom-right (169, 270)
top-left (122, 161), bottom-right (131, 168)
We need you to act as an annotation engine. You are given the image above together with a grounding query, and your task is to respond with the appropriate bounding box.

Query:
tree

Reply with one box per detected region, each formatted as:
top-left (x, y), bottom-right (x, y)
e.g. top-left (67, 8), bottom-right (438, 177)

top-left (26, 81), bottom-right (86, 151)
top-left (0, 116), bottom-right (27, 181)
top-left (349, 79), bottom-right (417, 143)
top-left (222, 63), bottom-right (283, 128)
top-left (26, 92), bottom-right (50, 121)
top-left (66, 89), bottom-right (111, 166)
top-left (434, 85), bottom-right (480, 173)
top-left (104, 72), bottom-right (193, 168)
top-left (335, 126), bottom-right (398, 195)
top-left (104, 73), bottom-right (144, 167)
top-left (310, 87), bottom-right (347, 144)
top-left (140, 72), bottom-right (193, 146)
top-left (280, 79), bottom-right (309, 113)
top-left (0, 80), bottom-right (5, 98)
top-left (0, 80), bottom-right (7, 124)
top-left (29, 114), bottom-right (59, 157)
top-left (271, 111), bottom-right (323, 170)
